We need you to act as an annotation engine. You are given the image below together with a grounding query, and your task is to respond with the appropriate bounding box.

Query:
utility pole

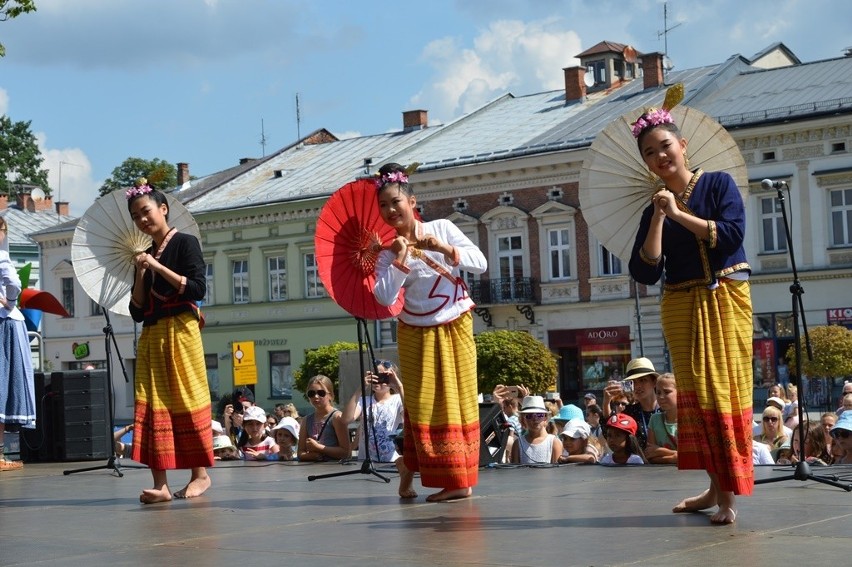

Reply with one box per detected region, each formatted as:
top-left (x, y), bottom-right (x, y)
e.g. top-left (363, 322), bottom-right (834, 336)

top-left (295, 93), bottom-right (302, 141)
top-left (259, 119), bottom-right (268, 157)
top-left (656, 2), bottom-right (682, 75)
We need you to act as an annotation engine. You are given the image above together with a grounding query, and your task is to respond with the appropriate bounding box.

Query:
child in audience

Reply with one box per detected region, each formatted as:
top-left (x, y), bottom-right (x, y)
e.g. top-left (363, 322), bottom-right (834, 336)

top-left (645, 373), bottom-right (678, 464)
top-left (239, 405), bottom-right (279, 460)
top-left (271, 417), bottom-right (300, 461)
top-left (511, 396), bottom-right (562, 464)
top-left (557, 419), bottom-right (600, 464)
top-left (585, 404), bottom-right (604, 438)
top-left (213, 434), bottom-right (240, 460)
top-left (600, 413), bottom-right (645, 465)
top-left (829, 411), bottom-right (852, 464)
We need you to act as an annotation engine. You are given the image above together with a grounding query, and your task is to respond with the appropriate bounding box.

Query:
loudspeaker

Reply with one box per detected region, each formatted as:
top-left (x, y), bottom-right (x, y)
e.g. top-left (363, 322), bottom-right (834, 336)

top-left (21, 371), bottom-right (111, 462)
top-left (20, 372), bottom-right (54, 462)
top-left (479, 402), bottom-right (509, 467)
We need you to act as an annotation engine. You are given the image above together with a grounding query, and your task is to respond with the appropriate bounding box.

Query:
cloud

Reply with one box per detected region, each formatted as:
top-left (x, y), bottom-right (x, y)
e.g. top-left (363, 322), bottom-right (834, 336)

top-left (36, 134), bottom-right (98, 216)
top-left (0, 88), bottom-right (8, 115)
top-left (410, 18), bottom-right (582, 122)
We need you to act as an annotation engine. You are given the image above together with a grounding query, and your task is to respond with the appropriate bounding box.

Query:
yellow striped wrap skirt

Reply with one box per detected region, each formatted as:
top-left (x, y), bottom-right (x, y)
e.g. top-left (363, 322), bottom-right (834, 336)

top-left (131, 311), bottom-right (213, 470)
top-left (397, 311), bottom-right (480, 490)
top-left (661, 278), bottom-right (754, 495)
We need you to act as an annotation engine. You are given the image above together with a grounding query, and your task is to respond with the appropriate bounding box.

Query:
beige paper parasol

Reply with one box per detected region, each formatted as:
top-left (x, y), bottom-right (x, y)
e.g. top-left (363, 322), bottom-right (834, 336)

top-left (579, 104), bottom-right (748, 262)
top-left (71, 190), bottom-right (201, 316)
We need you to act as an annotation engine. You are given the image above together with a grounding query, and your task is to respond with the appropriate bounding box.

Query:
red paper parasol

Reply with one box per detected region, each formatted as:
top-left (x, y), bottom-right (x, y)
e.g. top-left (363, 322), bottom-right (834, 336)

top-left (18, 288), bottom-right (71, 317)
top-left (314, 178), bottom-right (404, 320)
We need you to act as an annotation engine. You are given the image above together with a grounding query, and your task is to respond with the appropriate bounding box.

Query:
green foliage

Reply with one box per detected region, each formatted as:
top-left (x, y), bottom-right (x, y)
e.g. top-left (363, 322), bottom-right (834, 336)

top-left (99, 157), bottom-right (177, 196)
top-left (786, 325), bottom-right (852, 379)
top-left (0, 1), bottom-right (37, 57)
top-left (475, 330), bottom-right (558, 394)
top-left (0, 115), bottom-right (50, 197)
top-left (293, 341), bottom-right (358, 399)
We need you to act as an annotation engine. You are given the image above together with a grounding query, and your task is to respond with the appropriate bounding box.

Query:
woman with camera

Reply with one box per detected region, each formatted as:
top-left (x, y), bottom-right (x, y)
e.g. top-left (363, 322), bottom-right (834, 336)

top-left (342, 362), bottom-right (413, 498)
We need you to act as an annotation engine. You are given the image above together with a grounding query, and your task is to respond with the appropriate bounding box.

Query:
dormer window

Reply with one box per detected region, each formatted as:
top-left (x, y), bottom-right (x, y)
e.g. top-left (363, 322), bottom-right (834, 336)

top-left (587, 60), bottom-right (606, 85)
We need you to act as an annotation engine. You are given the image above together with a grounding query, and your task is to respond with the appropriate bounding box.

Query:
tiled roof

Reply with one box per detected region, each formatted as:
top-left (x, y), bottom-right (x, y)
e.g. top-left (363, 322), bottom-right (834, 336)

top-left (1, 207), bottom-right (76, 244)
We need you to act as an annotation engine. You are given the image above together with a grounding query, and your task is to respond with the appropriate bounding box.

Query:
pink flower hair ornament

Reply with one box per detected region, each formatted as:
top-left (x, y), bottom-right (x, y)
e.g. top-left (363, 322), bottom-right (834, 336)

top-left (374, 170), bottom-right (409, 190)
top-left (630, 107), bottom-right (675, 138)
top-left (125, 177), bottom-right (154, 200)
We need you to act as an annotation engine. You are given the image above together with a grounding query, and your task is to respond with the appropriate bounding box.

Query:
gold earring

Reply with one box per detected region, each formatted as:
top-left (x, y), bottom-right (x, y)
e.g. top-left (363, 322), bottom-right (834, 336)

top-left (684, 152), bottom-right (691, 170)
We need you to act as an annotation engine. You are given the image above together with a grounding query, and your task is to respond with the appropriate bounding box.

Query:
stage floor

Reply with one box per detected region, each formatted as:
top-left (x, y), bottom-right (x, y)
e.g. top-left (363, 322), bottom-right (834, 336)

top-left (2, 458), bottom-right (852, 566)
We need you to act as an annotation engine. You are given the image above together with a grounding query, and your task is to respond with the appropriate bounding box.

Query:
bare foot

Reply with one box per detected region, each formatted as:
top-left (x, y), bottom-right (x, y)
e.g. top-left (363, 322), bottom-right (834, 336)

top-left (425, 487), bottom-right (472, 502)
top-left (398, 466), bottom-right (417, 499)
top-left (672, 488), bottom-right (717, 513)
top-left (710, 506), bottom-right (737, 524)
top-left (140, 487), bottom-right (173, 504)
top-left (174, 475), bottom-right (211, 499)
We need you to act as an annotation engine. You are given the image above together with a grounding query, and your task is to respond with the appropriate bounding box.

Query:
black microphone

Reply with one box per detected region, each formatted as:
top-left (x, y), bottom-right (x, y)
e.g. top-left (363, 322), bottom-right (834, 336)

top-left (761, 178), bottom-right (787, 190)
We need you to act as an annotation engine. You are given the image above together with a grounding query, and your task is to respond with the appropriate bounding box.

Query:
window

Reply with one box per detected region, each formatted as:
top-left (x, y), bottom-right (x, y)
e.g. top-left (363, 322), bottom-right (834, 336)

top-left (204, 263), bottom-right (214, 306)
top-left (270, 351), bottom-right (292, 398)
top-left (89, 298), bottom-right (102, 317)
top-left (61, 277), bottom-right (75, 317)
top-left (587, 60), bottom-right (606, 84)
top-left (268, 256), bottom-right (288, 301)
top-left (599, 245), bottom-right (623, 276)
top-left (304, 253), bottom-right (326, 298)
top-left (232, 260), bottom-right (249, 304)
top-left (496, 235), bottom-right (525, 301)
top-left (205, 354), bottom-right (220, 400)
top-left (547, 229), bottom-right (571, 279)
top-left (759, 196), bottom-right (787, 253)
top-left (829, 188), bottom-right (852, 246)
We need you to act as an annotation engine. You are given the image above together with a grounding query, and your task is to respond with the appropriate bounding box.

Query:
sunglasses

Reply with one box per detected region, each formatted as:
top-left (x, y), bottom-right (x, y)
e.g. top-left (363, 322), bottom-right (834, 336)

top-left (763, 416), bottom-right (779, 423)
top-left (307, 390), bottom-right (327, 398)
top-left (614, 401), bottom-right (628, 407)
top-left (835, 430), bottom-right (851, 439)
top-left (524, 413), bottom-right (547, 420)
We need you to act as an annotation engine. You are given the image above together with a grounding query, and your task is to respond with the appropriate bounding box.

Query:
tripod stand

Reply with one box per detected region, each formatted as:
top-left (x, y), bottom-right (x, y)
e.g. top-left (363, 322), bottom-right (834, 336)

top-left (308, 318), bottom-right (391, 483)
top-left (755, 185), bottom-right (851, 491)
top-left (64, 310), bottom-right (145, 477)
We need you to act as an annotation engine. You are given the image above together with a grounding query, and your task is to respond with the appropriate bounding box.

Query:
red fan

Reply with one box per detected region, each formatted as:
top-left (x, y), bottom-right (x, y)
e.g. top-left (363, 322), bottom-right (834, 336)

top-left (19, 288), bottom-right (71, 317)
top-left (314, 178), bottom-right (404, 320)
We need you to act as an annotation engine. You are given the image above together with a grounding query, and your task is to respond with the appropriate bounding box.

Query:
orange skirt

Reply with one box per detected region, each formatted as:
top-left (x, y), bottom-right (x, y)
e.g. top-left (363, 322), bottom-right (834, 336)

top-left (397, 312), bottom-right (480, 490)
top-left (662, 279), bottom-right (754, 495)
top-left (131, 311), bottom-right (213, 470)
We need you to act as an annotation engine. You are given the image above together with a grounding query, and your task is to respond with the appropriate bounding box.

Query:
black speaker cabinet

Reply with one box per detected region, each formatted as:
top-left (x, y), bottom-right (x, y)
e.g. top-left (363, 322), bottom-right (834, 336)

top-left (479, 402), bottom-right (509, 467)
top-left (21, 370), bottom-right (111, 462)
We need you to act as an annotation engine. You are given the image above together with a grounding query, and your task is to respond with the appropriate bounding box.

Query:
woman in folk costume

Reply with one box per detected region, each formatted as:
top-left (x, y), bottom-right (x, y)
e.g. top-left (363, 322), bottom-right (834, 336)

top-left (0, 215), bottom-right (36, 471)
top-left (628, 86), bottom-right (753, 524)
top-left (126, 180), bottom-right (213, 504)
top-left (373, 163), bottom-right (487, 502)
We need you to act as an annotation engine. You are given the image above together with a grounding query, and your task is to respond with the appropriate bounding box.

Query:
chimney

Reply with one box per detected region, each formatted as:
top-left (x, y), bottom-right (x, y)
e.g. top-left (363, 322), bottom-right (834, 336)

top-left (642, 52), bottom-right (665, 90)
top-left (0, 194), bottom-right (7, 210)
top-left (402, 110), bottom-right (428, 131)
top-left (55, 201), bottom-right (70, 216)
top-left (563, 66), bottom-right (586, 102)
top-left (17, 191), bottom-right (34, 212)
top-left (34, 196), bottom-right (53, 212)
top-left (177, 162), bottom-right (190, 185)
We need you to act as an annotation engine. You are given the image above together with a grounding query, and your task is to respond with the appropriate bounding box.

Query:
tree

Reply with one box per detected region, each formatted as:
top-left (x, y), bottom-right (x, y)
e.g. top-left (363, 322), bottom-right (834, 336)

top-left (0, 114), bottom-right (50, 198)
top-left (786, 325), bottom-right (852, 379)
top-left (475, 330), bottom-right (558, 395)
top-left (0, 0), bottom-right (36, 57)
top-left (99, 157), bottom-right (177, 196)
top-left (293, 341), bottom-right (359, 399)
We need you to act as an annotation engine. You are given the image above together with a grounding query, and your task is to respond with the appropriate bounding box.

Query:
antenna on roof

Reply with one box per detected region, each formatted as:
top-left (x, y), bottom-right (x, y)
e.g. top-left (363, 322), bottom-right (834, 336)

top-left (295, 92), bottom-right (302, 141)
top-left (656, 2), bottom-right (682, 76)
top-left (259, 118), bottom-right (268, 157)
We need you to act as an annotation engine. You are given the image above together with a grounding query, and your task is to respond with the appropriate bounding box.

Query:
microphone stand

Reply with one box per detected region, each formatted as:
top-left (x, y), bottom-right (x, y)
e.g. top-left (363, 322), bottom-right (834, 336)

top-left (308, 318), bottom-right (391, 483)
top-left (64, 309), bottom-right (146, 477)
top-left (755, 186), bottom-right (851, 491)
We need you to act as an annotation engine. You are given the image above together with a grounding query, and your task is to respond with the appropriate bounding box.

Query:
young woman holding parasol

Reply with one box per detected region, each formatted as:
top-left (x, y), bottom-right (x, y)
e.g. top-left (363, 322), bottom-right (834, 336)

top-left (373, 163), bottom-right (487, 502)
top-left (126, 179), bottom-right (213, 504)
top-left (628, 87), bottom-right (753, 524)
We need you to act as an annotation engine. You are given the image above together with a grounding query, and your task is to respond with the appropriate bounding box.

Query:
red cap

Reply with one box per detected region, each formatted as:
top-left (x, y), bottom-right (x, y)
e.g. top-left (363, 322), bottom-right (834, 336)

top-left (607, 413), bottom-right (638, 436)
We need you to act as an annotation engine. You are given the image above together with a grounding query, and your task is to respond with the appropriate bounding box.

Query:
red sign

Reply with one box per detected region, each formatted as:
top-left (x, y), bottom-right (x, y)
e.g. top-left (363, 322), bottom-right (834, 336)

top-left (827, 307), bottom-right (852, 325)
top-left (753, 339), bottom-right (776, 386)
top-left (580, 326), bottom-right (630, 344)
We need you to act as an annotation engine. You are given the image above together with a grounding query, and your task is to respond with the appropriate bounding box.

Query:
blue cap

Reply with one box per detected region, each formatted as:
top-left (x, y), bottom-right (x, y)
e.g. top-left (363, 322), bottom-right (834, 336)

top-left (551, 404), bottom-right (584, 422)
top-left (831, 411), bottom-right (852, 438)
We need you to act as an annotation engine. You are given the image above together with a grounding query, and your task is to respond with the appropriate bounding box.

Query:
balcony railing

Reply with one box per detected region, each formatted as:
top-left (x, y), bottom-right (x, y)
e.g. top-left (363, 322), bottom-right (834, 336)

top-left (470, 277), bottom-right (536, 305)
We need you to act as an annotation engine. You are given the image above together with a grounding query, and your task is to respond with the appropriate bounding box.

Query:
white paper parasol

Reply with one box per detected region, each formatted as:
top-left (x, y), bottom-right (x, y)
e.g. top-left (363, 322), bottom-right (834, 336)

top-left (71, 190), bottom-right (201, 316)
top-left (579, 104), bottom-right (748, 262)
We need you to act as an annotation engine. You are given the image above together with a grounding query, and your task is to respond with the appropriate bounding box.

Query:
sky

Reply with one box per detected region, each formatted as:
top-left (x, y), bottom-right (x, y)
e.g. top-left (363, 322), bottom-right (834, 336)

top-left (1, 0), bottom-right (850, 216)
